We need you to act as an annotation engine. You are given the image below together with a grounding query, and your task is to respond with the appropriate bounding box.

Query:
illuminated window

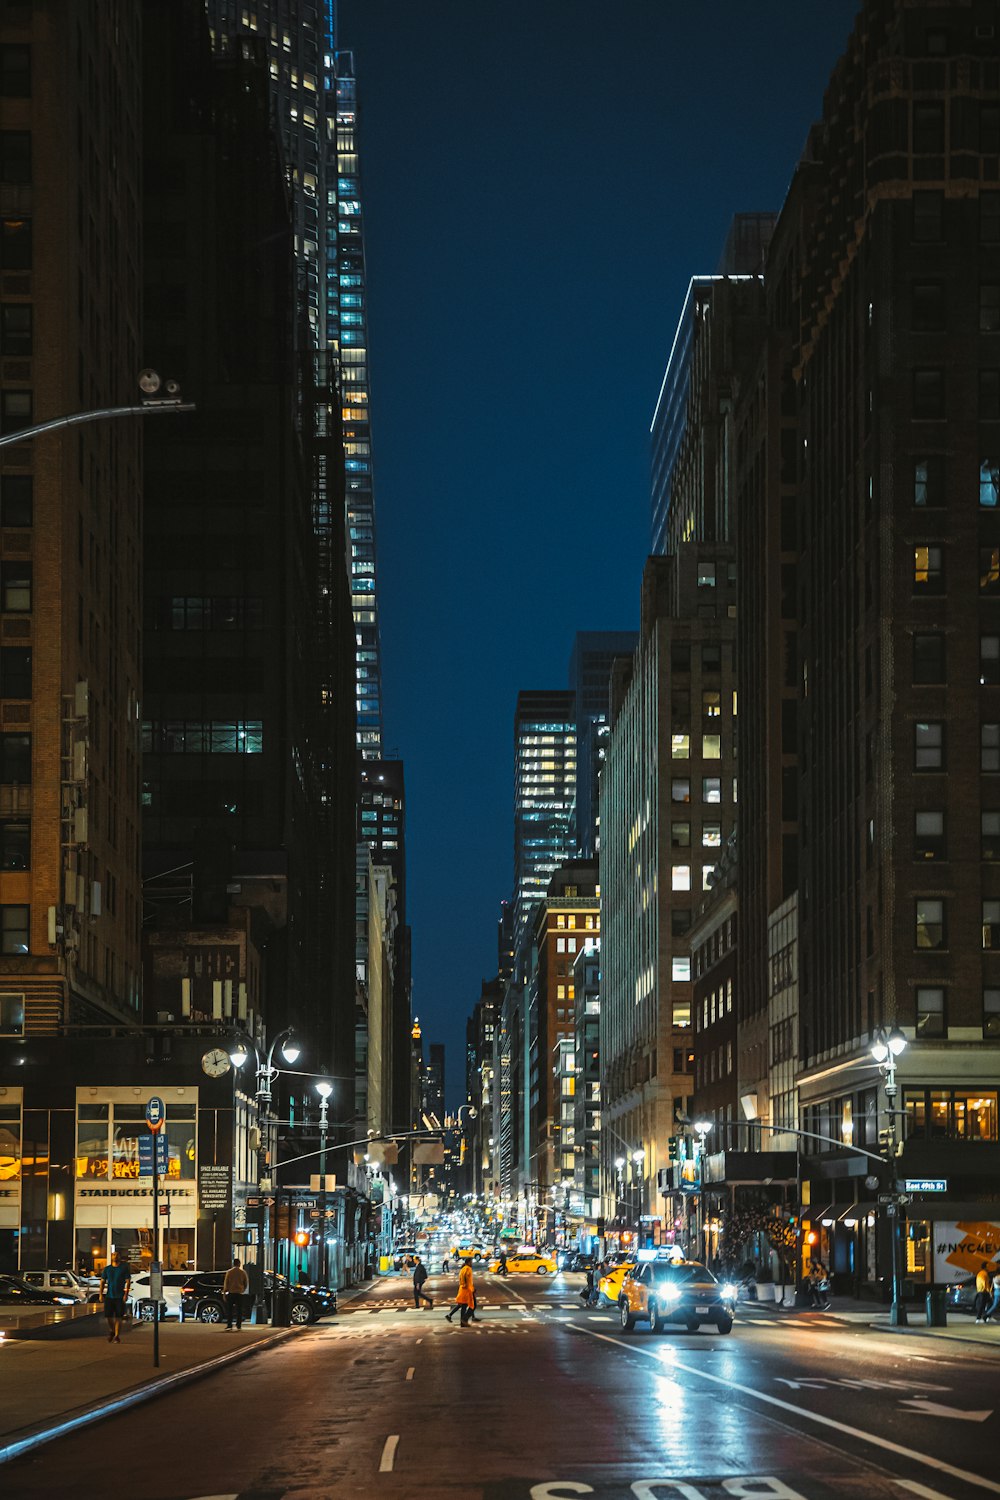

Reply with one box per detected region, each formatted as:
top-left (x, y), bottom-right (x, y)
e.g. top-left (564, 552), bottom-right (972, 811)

top-left (671, 865), bottom-right (691, 892)
top-left (671, 733), bottom-right (690, 759)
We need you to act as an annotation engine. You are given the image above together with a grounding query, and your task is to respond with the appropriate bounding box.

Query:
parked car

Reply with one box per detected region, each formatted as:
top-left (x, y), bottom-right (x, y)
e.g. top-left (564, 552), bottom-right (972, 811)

top-left (180, 1270), bottom-right (336, 1325)
top-left (17, 1269), bottom-right (91, 1303)
top-left (129, 1269), bottom-right (193, 1320)
top-left (0, 1273), bottom-right (79, 1307)
top-left (618, 1259), bottom-right (737, 1335)
top-left (945, 1276), bottom-right (977, 1313)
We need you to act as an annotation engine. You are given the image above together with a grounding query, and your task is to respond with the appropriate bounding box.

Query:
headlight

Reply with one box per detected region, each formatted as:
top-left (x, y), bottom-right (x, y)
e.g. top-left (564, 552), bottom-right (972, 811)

top-left (662, 1283), bottom-right (682, 1302)
top-left (56, 1296), bottom-right (77, 1305)
top-left (721, 1283), bottom-right (738, 1300)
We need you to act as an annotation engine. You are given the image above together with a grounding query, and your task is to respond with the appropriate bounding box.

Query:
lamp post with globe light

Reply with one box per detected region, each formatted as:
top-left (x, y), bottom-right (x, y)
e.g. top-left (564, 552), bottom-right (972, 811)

top-left (314, 1080), bottom-right (334, 1288)
top-left (229, 1028), bottom-right (301, 1320)
top-left (693, 1121), bottom-right (713, 1265)
top-left (870, 1024), bottom-right (908, 1325)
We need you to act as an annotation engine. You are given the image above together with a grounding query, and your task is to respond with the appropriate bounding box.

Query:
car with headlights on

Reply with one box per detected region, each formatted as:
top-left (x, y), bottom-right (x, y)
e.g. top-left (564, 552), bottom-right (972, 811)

top-left (618, 1259), bottom-right (736, 1334)
top-left (487, 1250), bottom-right (557, 1275)
top-left (0, 1273), bottom-right (80, 1307)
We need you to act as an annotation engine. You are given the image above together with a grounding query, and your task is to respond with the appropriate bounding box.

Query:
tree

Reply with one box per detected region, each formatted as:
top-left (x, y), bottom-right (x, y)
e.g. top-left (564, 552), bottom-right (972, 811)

top-left (719, 1193), bottom-right (797, 1280)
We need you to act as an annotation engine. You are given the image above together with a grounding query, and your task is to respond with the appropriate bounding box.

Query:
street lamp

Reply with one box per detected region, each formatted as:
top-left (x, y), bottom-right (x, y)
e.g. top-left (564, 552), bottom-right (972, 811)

top-left (315, 1080), bottom-right (333, 1289)
top-left (631, 1148), bottom-right (646, 1241)
top-left (870, 1024), bottom-right (908, 1326)
top-left (692, 1122), bottom-right (713, 1264)
top-left (230, 1028), bottom-right (302, 1319)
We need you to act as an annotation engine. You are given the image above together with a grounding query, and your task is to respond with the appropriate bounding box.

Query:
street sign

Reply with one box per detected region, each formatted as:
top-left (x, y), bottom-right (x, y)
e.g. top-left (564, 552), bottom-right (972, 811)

top-left (904, 1178), bottom-right (947, 1193)
top-left (145, 1096), bottom-right (166, 1133)
top-left (877, 1192), bottom-right (910, 1206)
top-left (139, 1134), bottom-right (169, 1175)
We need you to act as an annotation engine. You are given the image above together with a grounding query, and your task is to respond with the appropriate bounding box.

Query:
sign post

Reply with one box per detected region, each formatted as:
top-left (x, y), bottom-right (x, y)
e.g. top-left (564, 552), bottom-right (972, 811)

top-left (145, 1096), bottom-right (166, 1369)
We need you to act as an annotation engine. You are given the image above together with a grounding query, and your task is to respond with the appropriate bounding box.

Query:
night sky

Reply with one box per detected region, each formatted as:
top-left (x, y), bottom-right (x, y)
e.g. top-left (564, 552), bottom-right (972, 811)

top-left (337, 0), bottom-right (860, 1106)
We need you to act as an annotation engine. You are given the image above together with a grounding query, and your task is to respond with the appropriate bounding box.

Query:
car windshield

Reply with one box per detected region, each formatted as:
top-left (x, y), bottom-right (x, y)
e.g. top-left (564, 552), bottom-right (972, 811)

top-left (651, 1262), bottom-right (717, 1285)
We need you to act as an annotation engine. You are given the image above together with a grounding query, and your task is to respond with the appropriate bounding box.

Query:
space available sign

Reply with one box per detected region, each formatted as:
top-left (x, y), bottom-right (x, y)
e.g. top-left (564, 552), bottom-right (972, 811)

top-left (199, 1164), bottom-right (230, 1209)
top-left (932, 1220), bottom-right (1000, 1281)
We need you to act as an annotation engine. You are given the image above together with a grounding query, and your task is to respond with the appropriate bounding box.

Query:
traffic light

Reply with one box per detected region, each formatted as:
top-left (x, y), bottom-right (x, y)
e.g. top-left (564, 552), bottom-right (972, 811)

top-left (877, 1127), bottom-right (894, 1157)
top-left (668, 1136), bottom-right (679, 1162)
top-left (908, 1222), bottom-right (929, 1242)
top-left (293, 1229), bottom-right (309, 1247)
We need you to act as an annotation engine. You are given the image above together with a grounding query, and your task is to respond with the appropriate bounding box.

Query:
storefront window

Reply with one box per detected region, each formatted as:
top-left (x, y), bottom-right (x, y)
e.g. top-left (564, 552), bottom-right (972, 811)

top-left (0, 1103), bottom-right (19, 1180)
top-left (76, 1226), bottom-right (108, 1277)
top-left (76, 1104), bottom-right (110, 1179)
top-left (903, 1088), bottom-right (998, 1140)
top-left (953, 1091), bottom-right (997, 1141)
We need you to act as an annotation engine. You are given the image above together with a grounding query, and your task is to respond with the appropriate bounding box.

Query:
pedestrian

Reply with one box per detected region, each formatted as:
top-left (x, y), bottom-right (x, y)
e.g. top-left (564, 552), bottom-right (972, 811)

top-left (497, 1249), bottom-right (509, 1277)
top-left (223, 1256), bottom-right (249, 1330)
top-left (579, 1264), bottom-right (595, 1302)
top-left (808, 1263), bottom-right (830, 1310)
top-left (445, 1260), bottom-right (476, 1326)
top-left (985, 1270), bottom-right (1000, 1324)
top-left (974, 1262), bottom-right (993, 1323)
top-left (412, 1255), bottom-right (433, 1309)
top-left (442, 1254), bottom-right (450, 1273)
top-left (99, 1250), bottom-right (131, 1344)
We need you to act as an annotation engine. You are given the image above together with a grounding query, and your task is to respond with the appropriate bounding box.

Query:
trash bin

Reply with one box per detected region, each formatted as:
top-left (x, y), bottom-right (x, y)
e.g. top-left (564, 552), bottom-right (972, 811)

top-left (271, 1286), bottom-right (291, 1326)
top-left (925, 1289), bottom-right (947, 1327)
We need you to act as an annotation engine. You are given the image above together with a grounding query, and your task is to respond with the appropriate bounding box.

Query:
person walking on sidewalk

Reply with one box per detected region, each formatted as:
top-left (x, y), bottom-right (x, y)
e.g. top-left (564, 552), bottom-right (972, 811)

top-left (975, 1262), bottom-right (993, 1323)
top-left (985, 1269), bottom-right (1000, 1324)
top-left (223, 1256), bottom-right (249, 1330)
top-left (100, 1251), bottom-right (131, 1343)
top-left (412, 1256), bottom-right (433, 1309)
top-left (446, 1260), bottom-right (476, 1325)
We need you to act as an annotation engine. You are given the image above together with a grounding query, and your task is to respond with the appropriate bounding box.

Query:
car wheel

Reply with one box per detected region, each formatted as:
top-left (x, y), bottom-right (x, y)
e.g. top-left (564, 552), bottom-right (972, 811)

top-left (648, 1300), bottom-right (664, 1334)
top-left (686, 1320), bottom-right (700, 1333)
top-left (290, 1300), bottom-right (313, 1325)
top-left (716, 1315), bottom-right (734, 1335)
top-left (198, 1301), bottom-right (223, 1323)
top-left (137, 1302), bottom-right (156, 1322)
top-left (537, 1266), bottom-right (549, 1276)
top-left (619, 1300), bottom-right (636, 1331)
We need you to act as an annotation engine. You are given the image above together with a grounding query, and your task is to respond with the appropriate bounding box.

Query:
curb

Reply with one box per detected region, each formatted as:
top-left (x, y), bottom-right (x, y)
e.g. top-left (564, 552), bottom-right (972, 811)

top-left (864, 1320), bottom-right (1000, 1349)
top-left (0, 1325), bottom-right (299, 1467)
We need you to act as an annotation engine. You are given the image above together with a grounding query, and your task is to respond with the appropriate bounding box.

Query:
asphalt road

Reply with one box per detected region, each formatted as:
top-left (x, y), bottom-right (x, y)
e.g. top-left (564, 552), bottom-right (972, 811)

top-left (5, 1268), bottom-right (1000, 1500)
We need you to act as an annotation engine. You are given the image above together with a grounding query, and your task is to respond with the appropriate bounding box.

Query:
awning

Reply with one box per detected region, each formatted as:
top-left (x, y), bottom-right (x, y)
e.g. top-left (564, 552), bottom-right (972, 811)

top-left (801, 1203), bottom-right (875, 1225)
top-left (800, 1205), bottom-right (832, 1221)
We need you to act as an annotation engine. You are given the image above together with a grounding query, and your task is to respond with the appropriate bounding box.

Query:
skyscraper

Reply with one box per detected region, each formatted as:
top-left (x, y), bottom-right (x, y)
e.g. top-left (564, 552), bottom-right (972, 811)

top-left (205, 3), bottom-right (385, 759)
top-left (512, 690), bottom-right (577, 953)
top-left (335, 53), bottom-right (384, 757)
top-left (568, 631), bottom-right (638, 859)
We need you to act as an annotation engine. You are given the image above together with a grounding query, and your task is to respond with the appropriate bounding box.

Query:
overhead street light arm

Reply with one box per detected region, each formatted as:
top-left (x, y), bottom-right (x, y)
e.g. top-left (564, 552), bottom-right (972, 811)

top-left (0, 399), bottom-right (196, 450)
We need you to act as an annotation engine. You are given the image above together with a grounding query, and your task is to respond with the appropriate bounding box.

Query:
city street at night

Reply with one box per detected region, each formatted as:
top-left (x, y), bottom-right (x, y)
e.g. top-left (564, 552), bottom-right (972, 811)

top-left (4, 1270), bottom-right (1000, 1500)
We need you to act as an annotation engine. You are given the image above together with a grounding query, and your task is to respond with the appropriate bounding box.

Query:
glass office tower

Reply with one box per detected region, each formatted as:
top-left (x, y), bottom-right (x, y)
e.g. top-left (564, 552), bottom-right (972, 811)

top-left (513, 691), bottom-right (577, 953)
top-left (207, 4), bottom-right (384, 758)
top-left (334, 52), bottom-right (384, 756)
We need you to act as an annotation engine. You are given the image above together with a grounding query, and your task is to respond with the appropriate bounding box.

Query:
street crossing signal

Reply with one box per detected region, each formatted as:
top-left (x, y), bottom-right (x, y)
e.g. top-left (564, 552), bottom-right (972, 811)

top-left (293, 1229), bottom-right (309, 1247)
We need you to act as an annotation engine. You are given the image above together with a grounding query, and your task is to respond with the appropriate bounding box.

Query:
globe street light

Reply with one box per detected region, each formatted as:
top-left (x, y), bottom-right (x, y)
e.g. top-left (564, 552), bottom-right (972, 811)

top-left (230, 1028), bottom-right (303, 1320)
top-left (315, 1080), bottom-right (334, 1288)
top-left (870, 1024), bottom-right (908, 1326)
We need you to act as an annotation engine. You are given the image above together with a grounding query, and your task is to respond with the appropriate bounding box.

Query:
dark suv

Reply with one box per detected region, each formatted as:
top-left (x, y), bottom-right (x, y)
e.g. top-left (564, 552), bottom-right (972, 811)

top-left (180, 1270), bottom-right (337, 1325)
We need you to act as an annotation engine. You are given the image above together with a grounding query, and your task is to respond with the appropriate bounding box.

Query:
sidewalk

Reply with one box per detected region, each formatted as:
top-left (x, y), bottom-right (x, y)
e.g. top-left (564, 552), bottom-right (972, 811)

top-left (744, 1293), bottom-right (1000, 1347)
top-left (0, 1276), bottom-right (379, 1466)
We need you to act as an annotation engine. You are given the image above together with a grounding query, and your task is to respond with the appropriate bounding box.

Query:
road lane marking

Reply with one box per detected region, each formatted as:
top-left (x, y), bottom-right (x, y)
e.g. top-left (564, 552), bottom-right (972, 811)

top-left (379, 1434), bottom-right (399, 1472)
top-left (569, 1325), bottom-right (1000, 1496)
top-left (895, 1482), bottom-right (961, 1500)
top-left (405, 1366), bottom-right (415, 1380)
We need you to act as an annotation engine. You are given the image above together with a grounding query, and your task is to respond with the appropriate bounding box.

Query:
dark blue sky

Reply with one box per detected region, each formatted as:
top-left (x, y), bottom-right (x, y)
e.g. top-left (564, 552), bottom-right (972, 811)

top-left (338, 0), bottom-right (859, 1107)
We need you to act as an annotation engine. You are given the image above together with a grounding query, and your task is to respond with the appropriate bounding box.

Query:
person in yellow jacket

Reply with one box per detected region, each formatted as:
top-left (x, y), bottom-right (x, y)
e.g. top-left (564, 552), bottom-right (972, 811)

top-left (445, 1260), bottom-right (477, 1325)
top-left (975, 1262), bottom-right (993, 1323)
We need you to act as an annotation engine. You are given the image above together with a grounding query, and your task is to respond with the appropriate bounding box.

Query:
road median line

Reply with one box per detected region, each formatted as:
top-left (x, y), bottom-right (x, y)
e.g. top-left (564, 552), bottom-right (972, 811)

top-left (566, 1323), bottom-right (1000, 1496)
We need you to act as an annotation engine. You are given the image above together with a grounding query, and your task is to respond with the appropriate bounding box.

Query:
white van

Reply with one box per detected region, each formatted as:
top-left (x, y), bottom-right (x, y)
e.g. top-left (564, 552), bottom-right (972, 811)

top-left (18, 1269), bottom-right (91, 1303)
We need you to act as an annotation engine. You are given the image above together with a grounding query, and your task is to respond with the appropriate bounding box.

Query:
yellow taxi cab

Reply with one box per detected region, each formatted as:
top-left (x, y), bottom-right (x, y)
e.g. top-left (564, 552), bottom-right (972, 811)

top-left (596, 1258), bottom-right (636, 1304)
top-left (618, 1257), bottom-right (737, 1334)
top-left (487, 1250), bottom-right (558, 1275)
top-left (450, 1242), bottom-right (485, 1262)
